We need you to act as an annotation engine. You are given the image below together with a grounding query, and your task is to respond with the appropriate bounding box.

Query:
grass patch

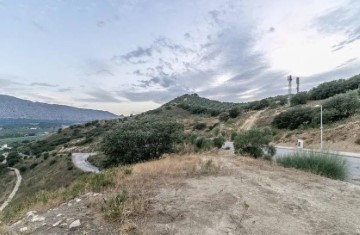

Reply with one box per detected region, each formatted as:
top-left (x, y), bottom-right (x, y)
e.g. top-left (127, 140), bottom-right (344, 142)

top-left (0, 169), bottom-right (116, 223)
top-left (276, 151), bottom-right (348, 180)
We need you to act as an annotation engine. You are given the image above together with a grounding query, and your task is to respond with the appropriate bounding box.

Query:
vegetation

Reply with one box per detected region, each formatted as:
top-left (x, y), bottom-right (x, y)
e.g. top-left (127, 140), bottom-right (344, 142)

top-left (272, 107), bottom-right (314, 130)
top-left (229, 107), bottom-right (241, 118)
top-left (102, 120), bottom-right (184, 167)
top-left (193, 122), bottom-right (207, 130)
top-left (234, 127), bottom-right (276, 159)
top-left (291, 92), bottom-right (309, 106)
top-left (213, 136), bottom-right (225, 148)
top-left (276, 151), bottom-right (347, 180)
top-left (309, 74), bottom-right (360, 100)
top-left (219, 112), bottom-right (230, 122)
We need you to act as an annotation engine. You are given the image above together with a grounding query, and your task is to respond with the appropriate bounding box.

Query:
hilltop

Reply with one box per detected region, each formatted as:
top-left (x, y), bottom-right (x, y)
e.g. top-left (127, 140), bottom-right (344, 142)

top-left (0, 95), bottom-right (117, 123)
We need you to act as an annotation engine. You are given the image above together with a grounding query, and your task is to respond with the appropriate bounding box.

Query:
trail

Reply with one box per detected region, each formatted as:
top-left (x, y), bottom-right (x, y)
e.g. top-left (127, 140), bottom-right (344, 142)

top-left (72, 153), bottom-right (99, 173)
top-left (0, 167), bottom-right (22, 212)
top-left (239, 110), bottom-right (264, 131)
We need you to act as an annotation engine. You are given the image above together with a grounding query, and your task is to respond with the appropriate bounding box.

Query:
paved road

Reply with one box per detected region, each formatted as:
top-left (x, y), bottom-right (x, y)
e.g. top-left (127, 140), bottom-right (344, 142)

top-left (276, 146), bottom-right (360, 185)
top-left (222, 142), bottom-right (360, 185)
top-left (72, 153), bottom-right (99, 173)
top-left (0, 167), bottom-right (22, 212)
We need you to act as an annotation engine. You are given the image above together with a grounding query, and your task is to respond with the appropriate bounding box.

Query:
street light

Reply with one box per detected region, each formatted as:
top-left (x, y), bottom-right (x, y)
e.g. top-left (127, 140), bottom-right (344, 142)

top-left (315, 105), bottom-right (323, 150)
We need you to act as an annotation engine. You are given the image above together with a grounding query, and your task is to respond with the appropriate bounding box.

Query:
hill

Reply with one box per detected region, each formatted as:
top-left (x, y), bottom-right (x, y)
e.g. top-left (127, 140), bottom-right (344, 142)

top-left (0, 95), bottom-right (117, 122)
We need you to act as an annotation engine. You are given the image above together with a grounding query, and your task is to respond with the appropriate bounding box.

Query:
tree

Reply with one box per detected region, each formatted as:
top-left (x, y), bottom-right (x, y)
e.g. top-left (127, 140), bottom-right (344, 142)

top-left (229, 108), bottom-right (241, 118)
top-left (291, 92), bottom-right (309, 106)
top-left (102, 120), bottom-right (184, 167)
top-left (234, 127), bottom-right (276, 159)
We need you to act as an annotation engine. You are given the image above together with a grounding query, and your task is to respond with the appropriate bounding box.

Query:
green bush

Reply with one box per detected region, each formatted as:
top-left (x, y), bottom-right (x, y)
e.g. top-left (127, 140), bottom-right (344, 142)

top-left (229, 108), bottom-right (240, 118)
top-left (276, 151), bottom-right (347, 180)
top-left (320, 92), bottom-right (360, 123)
top-left (195, 137), bottom-right (213, 150)
top-left (102, 120), bottom-right (184, 167)
top-left (29, 162), bottom-right (38, 169)
top-left (193, 123), bottom-right (207, 130)
top-left (231, 132), bottom-right (238, 141)
top-left (213, 136), bottom-right (225, 148)
top-left (272, 107), bottom-right (314, 130)
top-left (49, 159), bottom-right (57, 166)
top-left (234, 127), bottom-right (276, 159)
top-left (291, 92), bottom-right (309, 106)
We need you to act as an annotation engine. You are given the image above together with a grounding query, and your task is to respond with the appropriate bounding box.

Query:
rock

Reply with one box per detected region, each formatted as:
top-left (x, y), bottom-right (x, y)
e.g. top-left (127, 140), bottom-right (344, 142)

top-left (69, 219), bottom-right (81, 229)
top-left (75, 198), bottom-right (82, 203)
top-left (31, 215), bottom-right (45, 222)
top-left (20, 227), bottom-right (28, 232)
top-left (52, 220), bottom-right (63, 227)
top-left (26, 211), bottom-right (36, 218)
top-left (56, 213), bottom-right (63, 217)
top-left (67, 203), bottom-right (72, 207)
top-left (13, 220), bottom-right (22, 226)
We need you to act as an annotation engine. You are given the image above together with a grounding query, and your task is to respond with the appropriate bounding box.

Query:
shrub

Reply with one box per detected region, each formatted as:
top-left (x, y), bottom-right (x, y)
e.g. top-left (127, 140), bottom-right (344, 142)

top-left (195, 137), bottom-right (213, 150)
top-left (229, 108), bottom-right (240, 118)
top-left (355, 137), bottom-right (360, 145)
top-left (49, 159), bottom-right (57, 166)
top-left (102, 190), bottom-right (128, 221)
top-left (320, 92), bottom-right (360, 123)
top-left (272, 107), bottom-right (314, 130)
top-left (291, 92), bottom-right (309, 106)
top-left (213, 136), bottom-right (225, 148)
top-left (231, 132), bottom-right (238, 141)
top-left (29, 163), bottom-right (38, 169)
top-left (102, 120), bottom-right (184, 167)
top-left (276, 151), bottom-right (347, 180)
top-left (193, 123), bottom-right (207, 130)
top-left (219, 112), bottom-right (230, 122)
top-left (43, 152), bottom-right (49, 160)
top-left (212, 127), bottom-right (220, 136)
top-left (19, 166), bottom-right (27, 172)
top-left (234, 127), bottom-right (276, 159)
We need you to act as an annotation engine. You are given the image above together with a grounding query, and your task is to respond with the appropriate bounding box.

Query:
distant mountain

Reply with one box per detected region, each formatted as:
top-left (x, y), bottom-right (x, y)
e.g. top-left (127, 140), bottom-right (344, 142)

top-left (0, 95), bottom-right (118, 122)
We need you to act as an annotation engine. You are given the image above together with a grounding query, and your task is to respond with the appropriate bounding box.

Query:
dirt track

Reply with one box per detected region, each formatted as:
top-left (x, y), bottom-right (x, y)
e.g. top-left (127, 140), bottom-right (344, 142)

top-left (240, 110), bottom-right (263, 131)
top-left (0, 167), bottom-right (22, 212)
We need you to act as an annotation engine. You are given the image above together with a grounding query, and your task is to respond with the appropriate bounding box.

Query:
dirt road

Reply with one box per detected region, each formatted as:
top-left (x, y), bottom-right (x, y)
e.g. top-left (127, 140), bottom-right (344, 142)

top-left (239, 110), bottom-right (263, 130)
top-left (0, 167), bottom-right (22, 212)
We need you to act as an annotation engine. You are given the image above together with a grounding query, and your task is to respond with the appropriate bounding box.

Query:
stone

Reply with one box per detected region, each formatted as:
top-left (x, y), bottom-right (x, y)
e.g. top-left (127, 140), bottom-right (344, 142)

top-left (53, 220), bottom-right (63, 227)
top-left (56, 213), bottom-right (63, 217)
top-left (31, 215), bottom-right (45, 222)
top-left (20, 227), bottom-right (28, 232)
top-left (75, 198), bottom-right (82, 203)
top-left (26, 211), bottom-right (36, 218)
top-left (69, 219), bottom-right (81, 229)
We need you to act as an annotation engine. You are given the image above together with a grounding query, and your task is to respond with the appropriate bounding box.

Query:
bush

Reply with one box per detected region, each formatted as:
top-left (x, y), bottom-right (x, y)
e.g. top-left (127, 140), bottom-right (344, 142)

top-left (193, 123), bottom-right (207, 130)
top-left (29, 162), bottom-right (38, 169)
top-left (272, 107), bottom-right (314, 130)
top-left (43, 152), bottom-right (49, 160)
top-left (195, 137), bottom-right (213, 150)
top-left (49, 159), bottom-right (57, 166)
top-left (229, 108), bottom-right (240, 118)
top-left (19, 166), bottom-right (27, 172)
top-left (213, 136), bottom-right (225, 148)
top-left (231, 132), bottom-right (238, 141)
top-left (291, 92), bottom-right (309, 106)
top-left (320, 92), bottom-right (360, 123)
top-left (219, 112), bottom-right (230, 122)
top-left (234, 127), bottom-right (276, 159)
top-left (276, 151), bottom-right (347, 180)
top-left (102, 120), bottom-right (184, 167)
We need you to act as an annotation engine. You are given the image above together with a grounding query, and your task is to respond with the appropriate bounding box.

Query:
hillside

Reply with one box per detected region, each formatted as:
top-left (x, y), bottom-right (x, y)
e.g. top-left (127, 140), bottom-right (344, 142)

top-left (0, 95), bottom-right (117, 122)
top-left (1, 74), bottom-right (360, 234)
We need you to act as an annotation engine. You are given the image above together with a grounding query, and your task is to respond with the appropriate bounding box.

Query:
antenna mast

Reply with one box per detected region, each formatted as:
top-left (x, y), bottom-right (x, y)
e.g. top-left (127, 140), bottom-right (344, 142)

top-left (287, 75), bottom-right (292, 106)
top-left (296, 77), bottom-right (300, 93)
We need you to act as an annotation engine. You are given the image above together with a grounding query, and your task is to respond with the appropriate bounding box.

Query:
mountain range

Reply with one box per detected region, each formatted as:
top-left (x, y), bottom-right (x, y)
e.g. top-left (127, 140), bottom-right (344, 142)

top-left (0, 95), bottom-right (117, 122)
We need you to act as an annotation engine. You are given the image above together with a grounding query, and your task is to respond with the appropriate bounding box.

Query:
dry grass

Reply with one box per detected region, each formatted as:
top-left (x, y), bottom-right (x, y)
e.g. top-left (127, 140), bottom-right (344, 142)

top-left (91, 154), bottom-right (222, 233)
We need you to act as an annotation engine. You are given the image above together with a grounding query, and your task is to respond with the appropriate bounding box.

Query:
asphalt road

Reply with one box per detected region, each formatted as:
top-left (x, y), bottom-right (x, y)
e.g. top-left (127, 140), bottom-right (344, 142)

top-left (72, 153), bottom-right (99, 173)
top-left (223, 142), bottom-right (360, 185)
top-left (275, 147), bottom-right (360, 185)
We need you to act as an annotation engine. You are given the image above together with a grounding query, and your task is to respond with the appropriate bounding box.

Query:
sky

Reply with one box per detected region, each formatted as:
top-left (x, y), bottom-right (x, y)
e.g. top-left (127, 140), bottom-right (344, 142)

top-left (0, 0), bottom-right (360, 115)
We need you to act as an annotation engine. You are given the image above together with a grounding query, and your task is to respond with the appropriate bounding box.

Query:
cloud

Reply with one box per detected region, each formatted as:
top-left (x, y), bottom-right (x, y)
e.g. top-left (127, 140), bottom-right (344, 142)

top-left (315, 0), bottom-right (360, 51)
top-left (58, 88), bottom-right (72, 92)
top-left (76, 89), bottom-right (122, 103)
top-left (30, 82), bottom-right (59, 87)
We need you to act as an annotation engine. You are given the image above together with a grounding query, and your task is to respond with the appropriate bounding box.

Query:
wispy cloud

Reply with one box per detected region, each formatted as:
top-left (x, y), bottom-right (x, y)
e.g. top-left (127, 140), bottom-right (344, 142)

top-left (30, 82), bottom-right (58, 87)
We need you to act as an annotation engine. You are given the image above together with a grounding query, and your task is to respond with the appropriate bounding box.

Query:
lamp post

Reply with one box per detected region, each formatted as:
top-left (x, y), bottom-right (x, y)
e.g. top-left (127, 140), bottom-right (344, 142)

top-left (315, 105), bottom-right (323, 150)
